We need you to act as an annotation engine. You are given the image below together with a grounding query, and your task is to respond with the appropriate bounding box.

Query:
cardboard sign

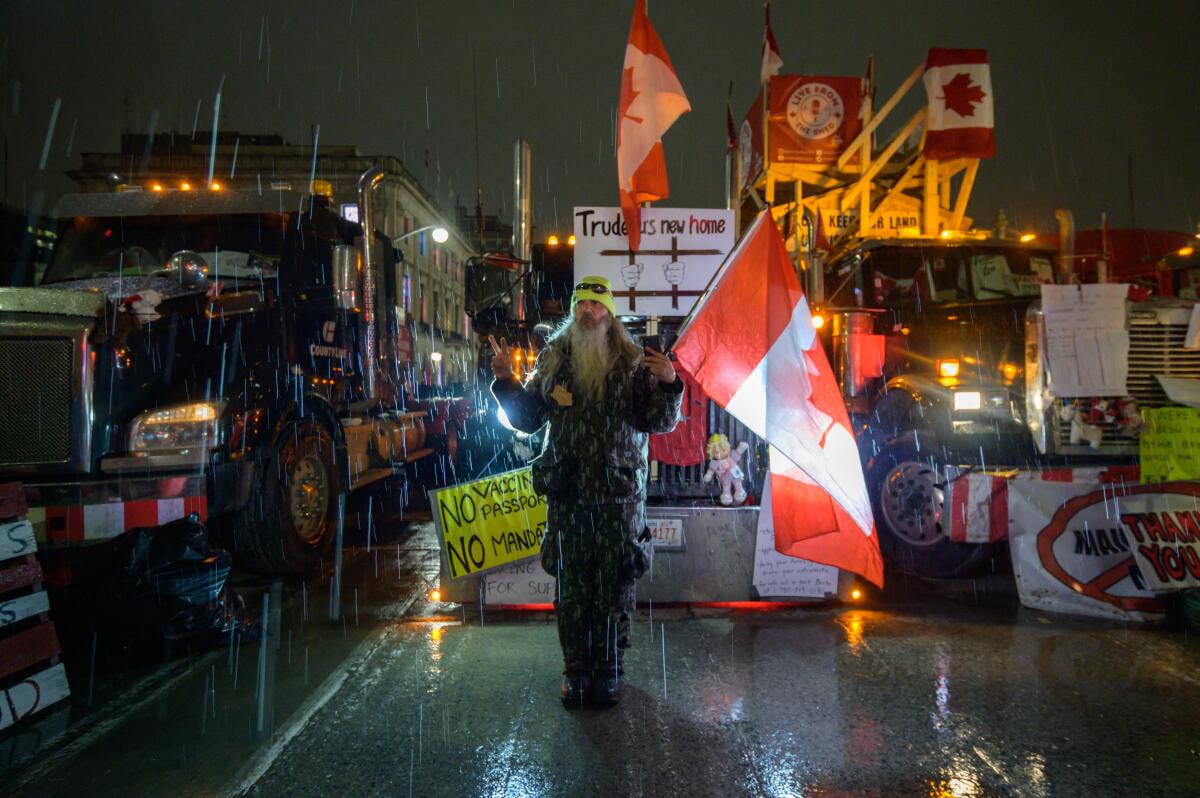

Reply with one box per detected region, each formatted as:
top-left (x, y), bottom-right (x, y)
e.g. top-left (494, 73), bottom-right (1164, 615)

top-left (752, 477), bottom-right (838, 598)
top-left (431, 468), bottom-right (547, 580)
top-left (1008, 479), bottom-right (1166, 621)
top-left (1140, 407), bottom-right (1200, 483)
top-left (573, 207), bottom-right (735, 316)
top-left (484, 559), bottom-right (555, 605)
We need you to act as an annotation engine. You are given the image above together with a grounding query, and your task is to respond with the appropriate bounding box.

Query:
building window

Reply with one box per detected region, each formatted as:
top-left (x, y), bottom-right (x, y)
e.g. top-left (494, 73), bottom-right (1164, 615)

top-left (420, 286), bottom-right (427, 324)
top-left (403, 272), bottom-right (411, 311)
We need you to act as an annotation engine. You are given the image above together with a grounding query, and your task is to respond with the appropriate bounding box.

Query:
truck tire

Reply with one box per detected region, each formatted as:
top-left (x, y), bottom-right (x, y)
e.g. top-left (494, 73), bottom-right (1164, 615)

top-left (235, 419), bottom-right (339, 575)
top-left (867, 439), bottom-right (999, 578)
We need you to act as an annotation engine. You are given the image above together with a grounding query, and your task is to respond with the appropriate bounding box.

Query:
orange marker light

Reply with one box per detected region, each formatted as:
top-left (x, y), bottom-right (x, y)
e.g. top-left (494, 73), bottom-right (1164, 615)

top-left (547, 235), bottom-right (559, 247)
top-left (1019, 233), bottom-right (1037, 243)
top-left (429, 589), bottom-right (442, 602)
top-left (151, 183), bottom-right (164, 192)
top-left (811, 313), bottom-right (826, 330)
top-left (851, 589), bottom-right (862, 600)
top-left (937, 358), bottom-right (961, 379)
top-left (1179, 246), bottom-right (1195, 257)
top-left (210, 181), bottom-right (222, 191)
top-left (180, 181), bottom-right (192, 191)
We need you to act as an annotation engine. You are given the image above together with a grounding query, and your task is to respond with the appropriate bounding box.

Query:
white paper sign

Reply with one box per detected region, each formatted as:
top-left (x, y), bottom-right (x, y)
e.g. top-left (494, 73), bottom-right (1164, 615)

top-left (752, 477), bottom-right (838, 598)
top-left (483, 558), bottom-right (555, 605)
top-left (573, 207), bottom-right (735, 316)
top-left (1041, 284), bottom-right (1129, 397)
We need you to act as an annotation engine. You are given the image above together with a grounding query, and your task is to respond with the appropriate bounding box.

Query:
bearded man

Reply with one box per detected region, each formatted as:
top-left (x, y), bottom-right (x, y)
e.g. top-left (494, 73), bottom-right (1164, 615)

top-left (490, 275), bottom-right (682, 707)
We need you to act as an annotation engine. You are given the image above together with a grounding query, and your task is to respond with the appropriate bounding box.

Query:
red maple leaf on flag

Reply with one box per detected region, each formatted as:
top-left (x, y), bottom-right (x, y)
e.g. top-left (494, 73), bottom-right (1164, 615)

top-left (939, 72), bottom-right (987, 117)
top-left (620, 67), bottom-right (642, 125)
top-left (801, 340), bottom-right (851, 449)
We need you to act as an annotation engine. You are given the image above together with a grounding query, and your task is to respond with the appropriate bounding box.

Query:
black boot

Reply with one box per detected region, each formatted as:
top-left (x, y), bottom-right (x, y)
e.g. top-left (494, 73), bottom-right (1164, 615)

top-left (590, 667), bottom-right (622, 706)
top-left (560, 673), bottom-right (590, 708)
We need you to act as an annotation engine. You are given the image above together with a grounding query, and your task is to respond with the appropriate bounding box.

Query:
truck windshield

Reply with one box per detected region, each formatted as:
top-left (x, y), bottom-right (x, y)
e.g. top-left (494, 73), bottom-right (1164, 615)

top-left (868, 246), bottom-right (1054, 306)
top-left (40, 213), bottom-right (286, 285)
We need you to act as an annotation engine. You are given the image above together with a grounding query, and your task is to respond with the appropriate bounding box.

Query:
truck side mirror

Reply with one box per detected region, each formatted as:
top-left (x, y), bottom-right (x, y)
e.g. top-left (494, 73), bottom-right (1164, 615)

top-left (333, 244), bottom-right (360, 310)
top-left (465, 256), bottom-right (518, 317)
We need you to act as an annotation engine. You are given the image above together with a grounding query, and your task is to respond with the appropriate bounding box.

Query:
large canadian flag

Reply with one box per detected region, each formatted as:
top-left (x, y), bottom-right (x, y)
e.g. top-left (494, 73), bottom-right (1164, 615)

top-left (673, 212), bottom-right (883, 587)
top-left (617, 0), bottom-right (690, 253)
top-left (923, 47), bottom-right (996, 160)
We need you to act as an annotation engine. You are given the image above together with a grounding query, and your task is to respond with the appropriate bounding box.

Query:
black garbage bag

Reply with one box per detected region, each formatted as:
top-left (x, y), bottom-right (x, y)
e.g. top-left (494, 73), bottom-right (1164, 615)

top-left (110, 514), bottom-right (260, 648)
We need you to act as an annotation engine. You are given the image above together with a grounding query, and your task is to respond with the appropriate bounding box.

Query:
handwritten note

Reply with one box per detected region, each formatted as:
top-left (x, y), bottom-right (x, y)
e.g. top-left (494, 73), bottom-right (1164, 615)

top-left (752, 477), bottom-right (838, 598)
top-left (1041, 284), bottom-right (1129, 397)
top-left (1140, 407), bottom-right (1200, 483)
top-left (483, 559), bottom-right (555, 605)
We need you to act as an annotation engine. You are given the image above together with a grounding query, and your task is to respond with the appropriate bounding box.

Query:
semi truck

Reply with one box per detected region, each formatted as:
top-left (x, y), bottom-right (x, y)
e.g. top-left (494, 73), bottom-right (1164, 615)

top-left (0, 169), bottom-right (462, 575)
top-left (737, 57), bottom-right (1200, 578)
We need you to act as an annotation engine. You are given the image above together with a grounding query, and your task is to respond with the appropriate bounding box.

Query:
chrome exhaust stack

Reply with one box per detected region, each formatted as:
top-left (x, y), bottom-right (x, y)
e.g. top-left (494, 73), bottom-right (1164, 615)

top-left (1055, 207), bottom-right (1075, 284)
top-left (513, 139), bottom-right (532, 262)
top-left (358, 167), bottom-right (386, 402)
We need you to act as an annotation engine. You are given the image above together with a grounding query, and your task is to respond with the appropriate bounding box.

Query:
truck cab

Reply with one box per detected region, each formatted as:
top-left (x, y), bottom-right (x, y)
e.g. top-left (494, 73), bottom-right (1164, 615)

top-left (817, 235), bottom-right (1200, 576)
top-left (0, 172), bottom-right (455, 575)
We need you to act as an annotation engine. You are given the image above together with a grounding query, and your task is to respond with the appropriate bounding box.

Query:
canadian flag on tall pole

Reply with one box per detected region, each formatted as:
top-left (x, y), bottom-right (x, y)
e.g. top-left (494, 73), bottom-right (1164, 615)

top-left (923, 47), bottom-right (996, 159)
top-left (673, 212), bottom-right (883, 587)
top-left (617, 0), bottom-right (691, 253)
top-left (760, 1), bottom-right (783, 84)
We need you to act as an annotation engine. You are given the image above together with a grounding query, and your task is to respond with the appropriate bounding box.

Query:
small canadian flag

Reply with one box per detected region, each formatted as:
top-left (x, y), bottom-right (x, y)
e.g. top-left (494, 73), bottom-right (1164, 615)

top-left (617, 0), bottom-right (690, 253)
top-left (923, 48), bottom-right (996, 160)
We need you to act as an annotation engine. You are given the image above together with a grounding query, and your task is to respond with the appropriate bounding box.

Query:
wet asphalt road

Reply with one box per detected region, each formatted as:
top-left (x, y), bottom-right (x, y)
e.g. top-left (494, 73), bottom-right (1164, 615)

top-left (4, 516), bottom-right (1200, 797)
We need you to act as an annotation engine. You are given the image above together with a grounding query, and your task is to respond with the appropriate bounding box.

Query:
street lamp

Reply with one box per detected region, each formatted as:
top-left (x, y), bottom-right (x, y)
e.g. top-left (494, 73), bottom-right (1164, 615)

top-left (395, 224), bottom-right (450, 244)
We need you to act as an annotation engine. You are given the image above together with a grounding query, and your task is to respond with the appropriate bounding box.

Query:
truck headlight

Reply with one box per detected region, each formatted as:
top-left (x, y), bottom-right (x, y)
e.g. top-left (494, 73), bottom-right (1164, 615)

top-left (129, 401), bottom-right (226, 453)
top-left (953, 391), bottom-right (982, 411)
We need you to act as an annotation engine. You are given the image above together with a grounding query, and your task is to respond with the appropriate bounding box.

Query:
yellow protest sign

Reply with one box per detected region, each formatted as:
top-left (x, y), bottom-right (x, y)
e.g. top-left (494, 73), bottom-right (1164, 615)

top-left (431, 467), bottom-right (547, 580)
top-left (1140, 407), bottom-right (1200, 483)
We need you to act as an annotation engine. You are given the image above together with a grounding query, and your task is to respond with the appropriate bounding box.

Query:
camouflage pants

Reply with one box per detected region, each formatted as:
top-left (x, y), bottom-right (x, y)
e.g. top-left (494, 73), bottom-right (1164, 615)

top-left (540, 501), bottom-right (646, 676)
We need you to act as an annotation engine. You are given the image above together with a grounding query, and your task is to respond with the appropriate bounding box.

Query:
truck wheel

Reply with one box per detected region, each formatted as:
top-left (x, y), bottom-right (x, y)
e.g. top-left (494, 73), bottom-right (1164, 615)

top-left (236, 419), bottom-right (339, 575)
top-left (868, 440), bottom-right (998, 578)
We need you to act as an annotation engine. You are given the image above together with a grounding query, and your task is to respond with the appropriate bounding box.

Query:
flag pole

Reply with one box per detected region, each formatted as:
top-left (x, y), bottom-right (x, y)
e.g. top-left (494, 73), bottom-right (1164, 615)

top-left (667, 210), bottom-right (770, 352)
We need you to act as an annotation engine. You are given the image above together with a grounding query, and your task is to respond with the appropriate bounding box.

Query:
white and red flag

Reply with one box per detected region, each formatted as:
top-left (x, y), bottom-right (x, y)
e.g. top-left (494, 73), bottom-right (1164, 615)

top-left (923, 47), bottom-right (995, 159)
top-left (617, 0), bottom-right (691, 253)
top-left (673, 213), bottom-right (883, 587)
top-left (760, 1), bottom-right (783, 84)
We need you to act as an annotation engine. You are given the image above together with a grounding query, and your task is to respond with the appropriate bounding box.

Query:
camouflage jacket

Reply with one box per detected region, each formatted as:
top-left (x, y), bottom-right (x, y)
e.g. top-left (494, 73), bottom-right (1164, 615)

top-left (491, 343), bottom-right (683, 503)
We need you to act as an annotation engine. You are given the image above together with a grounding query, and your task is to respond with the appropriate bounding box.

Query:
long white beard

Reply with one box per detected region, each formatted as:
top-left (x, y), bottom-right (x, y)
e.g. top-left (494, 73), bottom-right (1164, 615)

top-left (567, 318), bottom-right (614, 404)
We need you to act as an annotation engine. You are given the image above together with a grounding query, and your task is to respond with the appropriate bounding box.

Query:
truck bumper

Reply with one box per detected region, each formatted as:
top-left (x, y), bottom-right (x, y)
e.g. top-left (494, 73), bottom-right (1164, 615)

top-left (945, 464), bottom-right (1140, 543)
top-left (22, 474), bottom-right (208, 546)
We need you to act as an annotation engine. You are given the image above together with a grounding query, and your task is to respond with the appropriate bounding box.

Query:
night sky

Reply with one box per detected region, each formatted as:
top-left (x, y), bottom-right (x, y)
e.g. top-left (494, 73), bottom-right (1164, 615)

top-left (2, 0), bottom-right (1197, 240)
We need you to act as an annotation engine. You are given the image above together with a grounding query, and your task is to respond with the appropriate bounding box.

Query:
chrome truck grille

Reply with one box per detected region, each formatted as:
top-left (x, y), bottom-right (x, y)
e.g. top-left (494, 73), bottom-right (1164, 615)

top-left (650, 401), bottom-right (764, 500)
top-left (1050, 307), bottom-right (1200, 454)
top-left (0, 337), bottom-right (75, 464)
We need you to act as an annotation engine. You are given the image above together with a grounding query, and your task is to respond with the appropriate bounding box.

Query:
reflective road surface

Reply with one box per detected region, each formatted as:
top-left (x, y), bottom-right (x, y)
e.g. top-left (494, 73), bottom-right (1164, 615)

top-left (4, 521), bottom-right (1198, 798)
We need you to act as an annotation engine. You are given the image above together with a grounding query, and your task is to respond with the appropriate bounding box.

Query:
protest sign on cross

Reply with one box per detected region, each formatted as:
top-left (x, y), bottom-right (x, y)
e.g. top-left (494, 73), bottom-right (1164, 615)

top-left (574, 206), bottom-right (734, 317)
